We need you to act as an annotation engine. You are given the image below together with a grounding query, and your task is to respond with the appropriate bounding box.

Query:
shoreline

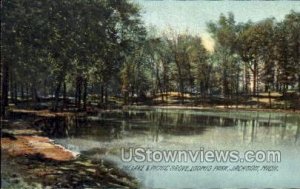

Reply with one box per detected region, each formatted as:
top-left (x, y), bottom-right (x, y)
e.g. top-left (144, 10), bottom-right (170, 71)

top-left (2, 105), bottom-right (299, 188)
top-left (1, 119), bottom-right (138, 188)
top-left (124, 105), bottom-right (300, 114)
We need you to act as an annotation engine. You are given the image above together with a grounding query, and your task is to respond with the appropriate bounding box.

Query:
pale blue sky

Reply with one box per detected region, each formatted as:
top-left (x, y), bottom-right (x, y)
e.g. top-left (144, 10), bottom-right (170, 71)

top-left (132, 0), bottom-right (300, 50)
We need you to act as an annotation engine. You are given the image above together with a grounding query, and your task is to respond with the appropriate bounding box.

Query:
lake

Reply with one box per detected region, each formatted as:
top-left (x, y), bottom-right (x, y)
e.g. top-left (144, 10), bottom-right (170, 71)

top-left (55, 108), bottom-right (300, 188)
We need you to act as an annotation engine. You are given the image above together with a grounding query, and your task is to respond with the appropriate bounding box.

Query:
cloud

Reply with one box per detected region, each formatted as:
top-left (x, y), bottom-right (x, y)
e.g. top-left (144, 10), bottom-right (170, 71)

top-left (201, 34), bottom-right (215, 52)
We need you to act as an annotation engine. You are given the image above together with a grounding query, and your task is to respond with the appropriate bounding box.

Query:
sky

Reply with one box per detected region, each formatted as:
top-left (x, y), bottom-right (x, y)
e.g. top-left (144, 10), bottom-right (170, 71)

top-left (132, 0), bottom-right (300, 51)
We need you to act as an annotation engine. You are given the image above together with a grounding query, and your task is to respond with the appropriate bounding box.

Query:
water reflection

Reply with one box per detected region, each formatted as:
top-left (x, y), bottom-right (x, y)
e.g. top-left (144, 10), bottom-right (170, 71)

top-left (60, 110), bottom-right (300, 146)
top-left (54, 109), bottom-right (300, 188)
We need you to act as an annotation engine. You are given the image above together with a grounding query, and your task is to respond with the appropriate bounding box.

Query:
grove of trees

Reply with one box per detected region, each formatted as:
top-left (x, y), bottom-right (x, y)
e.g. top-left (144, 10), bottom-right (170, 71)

top-left (1, 0), bottom-right (299, 116)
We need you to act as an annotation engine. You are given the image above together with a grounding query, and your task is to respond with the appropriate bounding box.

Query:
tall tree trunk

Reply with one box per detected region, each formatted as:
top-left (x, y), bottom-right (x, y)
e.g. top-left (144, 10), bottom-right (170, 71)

top-left (76, 76), bottom-right (82, 110)
top-left (44, 79), bottom-right (47, 97)
top-left (160, 88), bottom-right (164, 103)
top-left (53, 72), bottom-right (66, 112)
top-left (165, 85), bottom-right (169, 102)
top-left (83, 79), bottom-right (87, 110)
top-left (131, 85), bottom-right (135, 105)
top-left (10, 77), bottom-right (14, 103)
top-left (156, 65), bottom-right (164, 102)
top-left (26, 84), bottom-right (29, 102)
top-left (31, 84), bottom-right (39, 103)
top-left (298, 74), bottom-right (300, 93)
top-left (223, 69), bottom-right (229, 98)
top-left (104, 85), bottom-right (108, 104)
top-left (53, 81), bottom-right (62, 112)
top-left (21, 84), bottom-right (24, 100)
top-left (244, 63), bottom-right (250, 95)
top-left (1, 62), bottom-right (9, 117)
top-left (75, 82), bottom-right (78, 109)
top-left (175, 54), bottom-right (184, 104)
top-left (268, 91), bottom-right (272, 108)
top-left (176, 65), bottom-right (184, 104)
top-left (63, 81), bottom-right (66, 110)
top-left (123, 90), bottom-right (128, 105)
top-left (253, 61), bottom-right (257, 96)
top-left (235, 71), bottom-right (240, 109)
top-left (163, 72), bottom-right (168, 102)
top-left (179, 79), bottom-right (184, 104)
top-left (100, 84), bottom-right (104, 104)
top-left (186, 59), bottom-right (193, 94)
top-left (14, 82), bottom-right (17, 103)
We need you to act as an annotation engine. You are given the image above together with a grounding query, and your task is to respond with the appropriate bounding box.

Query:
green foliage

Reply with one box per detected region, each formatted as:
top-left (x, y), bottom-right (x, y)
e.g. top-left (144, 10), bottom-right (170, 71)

top-left (2, 0), bottom-right (146, 104)
top-left (2, 0), bottom-right (299, 109)
top-left (209, 11), bottom-right (300, 96)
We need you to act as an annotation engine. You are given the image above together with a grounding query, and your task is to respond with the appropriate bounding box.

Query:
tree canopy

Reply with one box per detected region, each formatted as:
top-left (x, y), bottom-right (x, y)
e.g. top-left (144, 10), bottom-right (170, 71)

top-left (1, 1), bottom-right (299, 115)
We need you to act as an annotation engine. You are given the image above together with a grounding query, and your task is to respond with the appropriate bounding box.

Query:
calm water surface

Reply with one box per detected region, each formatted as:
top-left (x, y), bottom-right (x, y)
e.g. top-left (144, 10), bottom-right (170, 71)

top-left (55, 109), bottom-right (300, 188)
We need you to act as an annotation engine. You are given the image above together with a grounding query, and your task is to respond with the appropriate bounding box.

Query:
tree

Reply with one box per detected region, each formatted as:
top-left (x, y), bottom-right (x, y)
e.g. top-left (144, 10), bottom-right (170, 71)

top-left (207, 13), bottom-right (241, 98)
top-left (277, 11), bottom-right (300, 92)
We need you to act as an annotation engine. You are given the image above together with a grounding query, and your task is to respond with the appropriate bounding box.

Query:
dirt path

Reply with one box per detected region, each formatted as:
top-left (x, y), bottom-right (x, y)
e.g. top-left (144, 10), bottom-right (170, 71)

top-left (1, 135), bottom-right (78, 161)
